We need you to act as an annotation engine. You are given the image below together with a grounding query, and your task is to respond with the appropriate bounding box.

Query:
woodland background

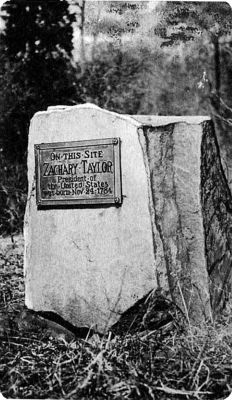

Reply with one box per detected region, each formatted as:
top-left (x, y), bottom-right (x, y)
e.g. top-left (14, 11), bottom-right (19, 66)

top-left (1, 3), bottom-right (232, 399)
top-left (0, 0), bottom-right (232, 235)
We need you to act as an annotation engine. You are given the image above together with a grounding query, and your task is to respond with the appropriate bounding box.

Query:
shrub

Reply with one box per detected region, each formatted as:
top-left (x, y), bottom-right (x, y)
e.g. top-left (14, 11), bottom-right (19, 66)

top-left (0, 154), bottom-right (27, 236)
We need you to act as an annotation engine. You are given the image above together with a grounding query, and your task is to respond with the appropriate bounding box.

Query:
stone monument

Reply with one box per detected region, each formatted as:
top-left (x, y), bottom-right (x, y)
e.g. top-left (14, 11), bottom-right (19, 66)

top-left (24, 104), bottom-right (232, 332)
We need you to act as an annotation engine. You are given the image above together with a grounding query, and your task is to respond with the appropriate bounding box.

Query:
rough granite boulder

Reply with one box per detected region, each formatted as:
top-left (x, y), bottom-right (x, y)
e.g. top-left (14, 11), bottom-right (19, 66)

top-left (133, 115), bottom-right (232, 321)
top-left (24, 104), bottom-right (232, 332)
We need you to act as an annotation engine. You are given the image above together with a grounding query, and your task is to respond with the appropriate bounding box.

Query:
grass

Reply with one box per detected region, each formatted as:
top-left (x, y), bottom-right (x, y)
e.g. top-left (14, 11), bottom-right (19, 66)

top-left (0, 235), bottom-right (232, 399)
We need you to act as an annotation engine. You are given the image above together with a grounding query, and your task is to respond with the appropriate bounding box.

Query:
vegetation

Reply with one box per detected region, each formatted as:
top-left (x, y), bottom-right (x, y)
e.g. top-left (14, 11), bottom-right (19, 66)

top-left (0, 0), bottom-right (77, 162)
top-left (0, 1), bottom-right (232, 235)
top-left (1, 2), bottom-right (232, 397)
top-left (0, 153), bottom-right (27, 236)
top-left (0, 0), bottom-right (77, 234)
top-left (0, 236), bottom-right (232, 399)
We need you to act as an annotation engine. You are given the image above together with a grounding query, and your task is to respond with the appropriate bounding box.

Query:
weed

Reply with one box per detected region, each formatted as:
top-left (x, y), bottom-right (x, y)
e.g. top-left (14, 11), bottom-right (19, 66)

top-left (0, 236), bottom-right (232, 399)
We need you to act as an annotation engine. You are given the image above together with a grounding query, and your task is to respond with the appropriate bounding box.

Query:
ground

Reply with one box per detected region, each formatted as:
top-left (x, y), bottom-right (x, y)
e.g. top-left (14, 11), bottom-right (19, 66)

top-left (0, 234), bottom-right (232, 399)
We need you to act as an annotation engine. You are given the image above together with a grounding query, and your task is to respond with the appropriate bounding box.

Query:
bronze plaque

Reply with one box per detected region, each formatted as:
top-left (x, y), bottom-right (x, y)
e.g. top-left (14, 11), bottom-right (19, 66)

top-left (35, 138), bottom-right (122, 206)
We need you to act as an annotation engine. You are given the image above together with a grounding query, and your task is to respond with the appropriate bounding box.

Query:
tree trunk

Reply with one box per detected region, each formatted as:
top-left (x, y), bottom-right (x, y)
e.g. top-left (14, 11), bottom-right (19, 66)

top-left (80, 0), bottom-right (86, 65)
top-left (213, 35), bottom-right (221, 109)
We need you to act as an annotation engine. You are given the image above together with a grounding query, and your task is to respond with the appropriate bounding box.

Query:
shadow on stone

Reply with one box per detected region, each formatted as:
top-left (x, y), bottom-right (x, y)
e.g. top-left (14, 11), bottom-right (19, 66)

top-left (15, 291), bottom-right (185, 340)
top-left (16, 307), bottom-right (95, 341)
top-left (110, 290), bottom-right (186, 336)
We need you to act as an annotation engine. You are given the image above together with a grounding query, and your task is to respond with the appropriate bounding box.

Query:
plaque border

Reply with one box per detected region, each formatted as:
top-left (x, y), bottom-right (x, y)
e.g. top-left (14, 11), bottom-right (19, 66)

top-left (34, 138), bottom-right (122, 207)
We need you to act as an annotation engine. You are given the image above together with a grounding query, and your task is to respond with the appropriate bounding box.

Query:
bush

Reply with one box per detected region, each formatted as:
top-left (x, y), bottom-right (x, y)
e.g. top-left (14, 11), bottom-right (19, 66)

top-left (0, 154), bottom-right (27, 236)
